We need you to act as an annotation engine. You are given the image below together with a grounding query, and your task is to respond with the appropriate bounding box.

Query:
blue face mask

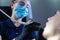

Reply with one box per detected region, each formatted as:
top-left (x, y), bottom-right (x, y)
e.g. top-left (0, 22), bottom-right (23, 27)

top-left (14, 5), bottom-right (28, 19)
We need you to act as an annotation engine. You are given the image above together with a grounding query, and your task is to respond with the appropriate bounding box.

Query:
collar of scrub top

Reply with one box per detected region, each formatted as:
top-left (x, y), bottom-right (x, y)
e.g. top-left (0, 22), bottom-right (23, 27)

top-left (5, 18), bottom-right (24, 29)
top-left (0, 9), bottom-right (33, 25)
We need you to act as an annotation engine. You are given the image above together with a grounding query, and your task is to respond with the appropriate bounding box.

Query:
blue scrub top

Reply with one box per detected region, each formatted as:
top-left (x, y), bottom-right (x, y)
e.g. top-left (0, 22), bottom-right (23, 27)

top-left (0, 19), bottom-right (36, 40)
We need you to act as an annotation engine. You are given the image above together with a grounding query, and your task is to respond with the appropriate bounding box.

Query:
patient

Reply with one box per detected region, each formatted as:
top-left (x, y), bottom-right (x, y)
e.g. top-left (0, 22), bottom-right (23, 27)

top-left (43, 10), bottom-right (60, 40)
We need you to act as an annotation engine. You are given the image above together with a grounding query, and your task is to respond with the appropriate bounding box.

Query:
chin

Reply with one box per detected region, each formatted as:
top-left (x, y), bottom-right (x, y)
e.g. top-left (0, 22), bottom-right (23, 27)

top-left (47, 34), bottom-right (60, 40)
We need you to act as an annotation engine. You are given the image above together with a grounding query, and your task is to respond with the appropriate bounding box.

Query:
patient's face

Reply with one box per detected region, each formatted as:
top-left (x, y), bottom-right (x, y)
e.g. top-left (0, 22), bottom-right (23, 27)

top-left (44, 11), bottom-right (60, 36)
top-left (45, 10), bottom-right (60, 30)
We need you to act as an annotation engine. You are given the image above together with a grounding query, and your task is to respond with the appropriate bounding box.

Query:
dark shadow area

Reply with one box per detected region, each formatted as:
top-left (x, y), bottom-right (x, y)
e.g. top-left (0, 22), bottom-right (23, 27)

top-left (0, 6), bottom-right (26, 22)
top-left (36, 28), bottom-right (46, 40)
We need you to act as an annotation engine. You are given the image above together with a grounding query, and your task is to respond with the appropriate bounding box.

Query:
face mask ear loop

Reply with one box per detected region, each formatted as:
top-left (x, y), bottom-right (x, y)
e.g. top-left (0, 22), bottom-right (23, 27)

top-left (0, 9), bottom-right (33, 25)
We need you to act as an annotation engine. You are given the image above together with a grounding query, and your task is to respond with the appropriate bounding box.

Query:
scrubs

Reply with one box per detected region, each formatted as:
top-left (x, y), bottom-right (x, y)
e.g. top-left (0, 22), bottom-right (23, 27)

top-left (0, 18), bottom-right (36, 40)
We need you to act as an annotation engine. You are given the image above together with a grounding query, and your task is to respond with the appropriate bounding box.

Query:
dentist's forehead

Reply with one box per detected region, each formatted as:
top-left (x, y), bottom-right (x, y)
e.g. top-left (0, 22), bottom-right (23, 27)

top-left (13, 0), bottom-right (25, 4)
top-left (15, 0), bottom-right (25, 2)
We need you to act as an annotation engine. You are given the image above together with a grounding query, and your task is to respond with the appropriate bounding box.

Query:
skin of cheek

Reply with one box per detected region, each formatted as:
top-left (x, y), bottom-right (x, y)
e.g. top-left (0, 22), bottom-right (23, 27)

top-left (47, 34), bottom-right (60, 40)
top-left (43, 12), bottom-right (60, 39)
top-left (43, 18), bottom-right (57, 38)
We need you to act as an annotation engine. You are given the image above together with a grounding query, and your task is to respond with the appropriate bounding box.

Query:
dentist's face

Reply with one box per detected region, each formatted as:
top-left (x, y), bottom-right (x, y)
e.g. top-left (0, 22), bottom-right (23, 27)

top-left (11, 0), bottom-right (28, 19)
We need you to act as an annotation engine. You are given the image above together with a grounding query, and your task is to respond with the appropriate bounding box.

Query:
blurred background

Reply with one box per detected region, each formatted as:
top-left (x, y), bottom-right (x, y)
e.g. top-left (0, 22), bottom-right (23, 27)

top-left (0, 0), bottom-right (60, 28)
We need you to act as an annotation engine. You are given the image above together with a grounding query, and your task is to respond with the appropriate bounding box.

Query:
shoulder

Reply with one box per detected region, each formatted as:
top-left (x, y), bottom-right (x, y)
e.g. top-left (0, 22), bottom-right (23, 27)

top-left (0, 19), bottom-right (10, 30)
top-left (0, 18), bottom-right (11, 23)
top-left (0, 19), bottom-right (10, 26)
top-left (0, 21), bottom-right (4, 25)
top-left (0, 21), bottom-right (4, 29)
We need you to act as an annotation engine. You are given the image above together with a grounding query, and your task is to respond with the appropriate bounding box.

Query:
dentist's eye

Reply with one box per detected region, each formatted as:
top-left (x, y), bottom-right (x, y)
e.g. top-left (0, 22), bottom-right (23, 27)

top-left (19, 1), bottom-right (25, 6)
